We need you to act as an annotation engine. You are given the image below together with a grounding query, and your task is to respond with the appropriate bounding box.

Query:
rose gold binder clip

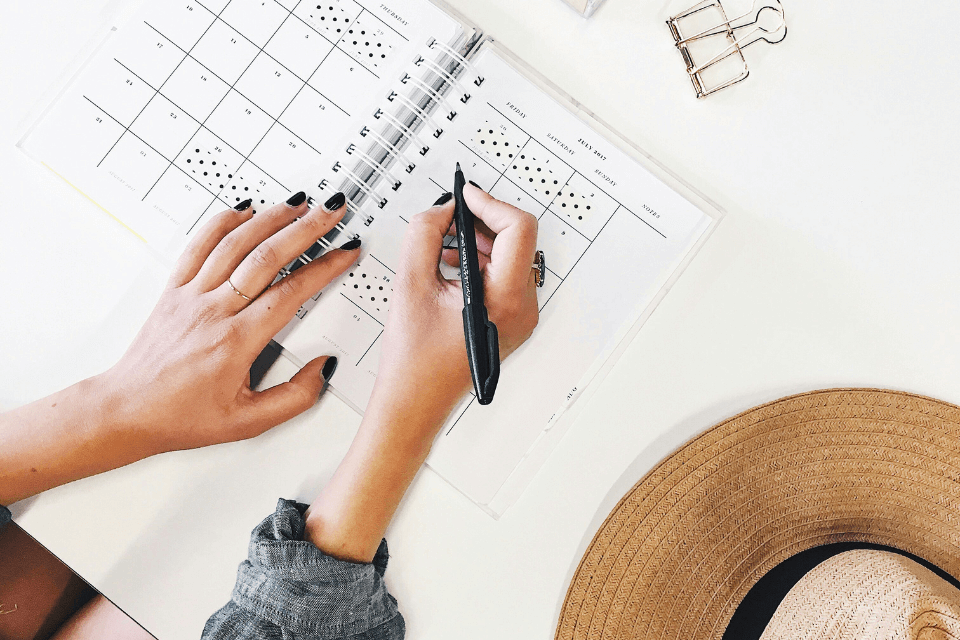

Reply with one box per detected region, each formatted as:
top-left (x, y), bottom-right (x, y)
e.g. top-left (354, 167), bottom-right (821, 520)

top-left (667, 0), bottom-right (787, 98)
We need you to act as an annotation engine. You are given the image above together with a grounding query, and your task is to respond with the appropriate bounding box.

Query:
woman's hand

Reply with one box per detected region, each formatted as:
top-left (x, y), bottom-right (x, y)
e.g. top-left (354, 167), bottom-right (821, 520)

top-left (101, 192), bottom-right (360, 453)
top-left (0, 192), bottom-right (358, 505)
top-left (304, 186), bottom-right (540, 562)
top-left (370, 184), bottom-right (540, 428)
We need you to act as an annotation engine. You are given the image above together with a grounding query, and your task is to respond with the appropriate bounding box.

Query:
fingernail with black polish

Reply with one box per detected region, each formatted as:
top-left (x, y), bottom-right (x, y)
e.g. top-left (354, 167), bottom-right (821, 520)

top-left (339, 238), bottom-right (361, 251)
top-left (286, 191), bottom-right (307, 207)
top-left (321, 356), bottom-right (338, 383)
top-left (323, 191), bottom-right (346, 211)
top-left (433, 192), bottom-right (453, 206)
top-left (234, 198), bottom-right (252, 212)
top-left (468, 180), bottom-right (484, 191)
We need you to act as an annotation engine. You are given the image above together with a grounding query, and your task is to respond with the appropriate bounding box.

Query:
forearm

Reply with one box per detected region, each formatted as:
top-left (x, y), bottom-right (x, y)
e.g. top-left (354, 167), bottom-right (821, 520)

top-left (0, 374), bottom-right (151, 505)
top-left (303, 372), bottom-right (466, 563)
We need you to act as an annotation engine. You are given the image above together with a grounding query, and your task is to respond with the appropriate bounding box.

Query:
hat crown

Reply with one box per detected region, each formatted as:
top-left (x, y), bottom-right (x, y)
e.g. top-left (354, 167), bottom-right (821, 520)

top-left (762, 549), bottom-right (960, 639)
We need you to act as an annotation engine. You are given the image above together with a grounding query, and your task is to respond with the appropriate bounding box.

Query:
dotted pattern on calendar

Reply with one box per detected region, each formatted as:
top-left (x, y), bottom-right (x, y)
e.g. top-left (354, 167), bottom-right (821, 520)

top-left (452, 103), bottom-right (666, 312)
top-left (431, 102), bottom-right (670, 431)
top-left (81, 0), bottom-right (408, 232)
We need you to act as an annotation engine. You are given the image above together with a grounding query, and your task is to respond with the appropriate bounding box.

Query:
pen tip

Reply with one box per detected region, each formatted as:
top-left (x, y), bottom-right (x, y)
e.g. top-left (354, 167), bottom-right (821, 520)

top-left (456, 162), bottom-right (462, 172)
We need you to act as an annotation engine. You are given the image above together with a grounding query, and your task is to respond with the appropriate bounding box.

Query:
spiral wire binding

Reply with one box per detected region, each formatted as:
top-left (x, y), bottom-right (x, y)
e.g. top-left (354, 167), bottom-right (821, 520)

top-left (374, 107), bottom-right (431, 155)
top-left (332, 163), bottom-right (389, 209)
top-left (402, 73), bottom-right (458, 119)
top-left (346, 144), bottom-right (402, 191)
top-left (427, 38), bottom-right (484, 87)
top-left (414, 55), bottom-right (468, 100)
top-left (277, 33), bottom-right (479, 284)
top-left (360, 126), bottom-right (416, 173)
top-left (387, 91), bottom-right (443, 137)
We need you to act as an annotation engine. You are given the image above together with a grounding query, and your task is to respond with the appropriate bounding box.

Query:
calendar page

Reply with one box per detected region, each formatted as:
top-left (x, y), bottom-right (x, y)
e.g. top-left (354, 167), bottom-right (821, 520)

top-left (21, 0), bottom-right (720, 516)
top-left (409, 44), bottom-right (715, 511)
top-left (21, 0), bottom-right (464, 256)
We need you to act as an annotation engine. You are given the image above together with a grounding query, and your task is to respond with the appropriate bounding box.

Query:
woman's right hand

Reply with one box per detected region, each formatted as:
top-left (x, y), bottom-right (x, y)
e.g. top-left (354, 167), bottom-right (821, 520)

top-left (303, 185), bottom-right (540, 562)
top-left (369, 184), bottom-right (541, 436)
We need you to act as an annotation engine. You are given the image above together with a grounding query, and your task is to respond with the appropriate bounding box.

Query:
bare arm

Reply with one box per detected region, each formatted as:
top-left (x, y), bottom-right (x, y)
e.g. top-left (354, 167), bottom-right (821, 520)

top-left (0, 193), bottom-right (356, 506)
top-left (304, 185), bottom-right (540, 562)
top-left (50, 596), bottom-right (153, 640)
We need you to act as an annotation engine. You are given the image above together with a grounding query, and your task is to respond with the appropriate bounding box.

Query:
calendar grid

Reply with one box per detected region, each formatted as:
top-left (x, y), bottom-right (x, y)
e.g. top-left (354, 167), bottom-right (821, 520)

top-left (95, 5), bottom-right (226, 170)
top-left (187, 0), bottom-right (355, 113)
top-left (141, 2), bottom-right (299, 202)
top-left (285, 10), bottom-right (392, 80)
top-left (87, 0), bottom-right (414, 231)
top-left (149, 0), bottom-right (401, 217)
top-left (84, 94), bottom-right (175, 168)
top-left (140, 19), bottom-right (349, 118)
top-left (100, 55), bottom-right (294, 203)
top-left (438, 103), bottom-right (655, 437)
top-left (354, 329), bottom-right (384, 367)
top-left (83, 94), bottom-right (220, 214)
top-left (330, 248), bottom-right (398, 328)
top-left (487, 102), bottom-right (667, 239)
top-left (339, 292), bottom-right (385, 327)
top-left (456, 133), bottom-right (591, 243)
top-left (486, 104), bottom-right (662, 233)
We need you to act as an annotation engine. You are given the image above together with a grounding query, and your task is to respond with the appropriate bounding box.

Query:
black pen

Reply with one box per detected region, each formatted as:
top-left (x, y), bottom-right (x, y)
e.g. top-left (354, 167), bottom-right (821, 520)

top-left (453, 163), bottom-right (500, 405)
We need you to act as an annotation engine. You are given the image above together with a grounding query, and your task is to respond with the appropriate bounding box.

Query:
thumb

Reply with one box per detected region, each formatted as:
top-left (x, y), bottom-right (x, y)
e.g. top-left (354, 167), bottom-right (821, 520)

top-left (241, 355), bottom-right (338, 435)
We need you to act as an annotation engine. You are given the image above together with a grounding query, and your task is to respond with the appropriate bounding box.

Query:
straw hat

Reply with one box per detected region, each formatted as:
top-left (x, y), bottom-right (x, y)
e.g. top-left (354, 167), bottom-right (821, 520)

top-left (556, 388), bottom-right (960, 640)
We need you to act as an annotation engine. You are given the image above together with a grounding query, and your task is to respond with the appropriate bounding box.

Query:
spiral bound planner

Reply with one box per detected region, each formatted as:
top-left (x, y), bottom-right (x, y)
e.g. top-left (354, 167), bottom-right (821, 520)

top-left (20, 0), bottom-right (722, 516)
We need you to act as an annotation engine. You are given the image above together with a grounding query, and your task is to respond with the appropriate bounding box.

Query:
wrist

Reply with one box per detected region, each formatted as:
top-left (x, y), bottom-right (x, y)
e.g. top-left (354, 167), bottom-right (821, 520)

top-left (0, 373), bottom-right (159, 505)
top-left (86, 370), bottom-right (165, 459)
top-left (302, 368), bottom-right (468, 564)
top-left (365, 369), bottom-right (469, 447)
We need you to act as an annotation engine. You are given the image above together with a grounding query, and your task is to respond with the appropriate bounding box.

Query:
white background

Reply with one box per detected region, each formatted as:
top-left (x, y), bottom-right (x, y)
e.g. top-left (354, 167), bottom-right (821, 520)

top-left (3, 0), bottom-right (960, 638)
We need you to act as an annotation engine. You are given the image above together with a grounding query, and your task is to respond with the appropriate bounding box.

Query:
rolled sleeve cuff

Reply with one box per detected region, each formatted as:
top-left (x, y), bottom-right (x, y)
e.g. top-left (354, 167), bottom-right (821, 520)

top-left (203, 499), bottom-right (404, 640)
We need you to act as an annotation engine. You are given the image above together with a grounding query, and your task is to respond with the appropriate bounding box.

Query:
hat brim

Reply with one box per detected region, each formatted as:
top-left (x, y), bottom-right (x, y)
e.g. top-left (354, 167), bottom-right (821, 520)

top-left (556, 389), bottom-right (960, 640)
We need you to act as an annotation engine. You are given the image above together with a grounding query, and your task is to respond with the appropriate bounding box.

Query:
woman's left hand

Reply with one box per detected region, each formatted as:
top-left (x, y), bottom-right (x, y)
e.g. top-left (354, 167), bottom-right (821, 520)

top-left (97, 193), bottom-right (359, 455)
top-left (0, 192), bottom-right (361, 506)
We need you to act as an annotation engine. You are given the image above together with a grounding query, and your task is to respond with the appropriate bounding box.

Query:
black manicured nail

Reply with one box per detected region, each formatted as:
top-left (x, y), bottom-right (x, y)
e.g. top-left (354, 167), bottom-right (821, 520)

top-left (321, 356), bottom-right (338, 383)
top-left (468, 180), bottom-right (484, 191)
top-left (324, 191), bottom-right (346, 211)
top-left (339, 238), bottom-right (361, 251)
top-left (286, 191), bottom-right (307, 207)
top-left (433, 192), bottom-right (453, 206)
top-left (234, 198), bottom-right (252, 211)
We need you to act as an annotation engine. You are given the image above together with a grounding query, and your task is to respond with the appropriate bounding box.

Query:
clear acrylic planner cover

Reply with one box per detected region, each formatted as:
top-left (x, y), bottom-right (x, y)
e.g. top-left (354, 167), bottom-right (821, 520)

top-left (18, 0), bottom-right (723, 517)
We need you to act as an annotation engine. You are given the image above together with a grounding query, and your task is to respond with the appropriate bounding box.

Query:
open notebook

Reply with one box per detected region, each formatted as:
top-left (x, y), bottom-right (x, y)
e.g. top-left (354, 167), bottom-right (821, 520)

top-left (20, 0), bottom-right (721, 516)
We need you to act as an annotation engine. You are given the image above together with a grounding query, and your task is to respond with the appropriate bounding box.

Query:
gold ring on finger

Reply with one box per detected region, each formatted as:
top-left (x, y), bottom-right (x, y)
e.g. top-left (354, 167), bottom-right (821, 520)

top-left (227, 278), bottom-right (255, 302)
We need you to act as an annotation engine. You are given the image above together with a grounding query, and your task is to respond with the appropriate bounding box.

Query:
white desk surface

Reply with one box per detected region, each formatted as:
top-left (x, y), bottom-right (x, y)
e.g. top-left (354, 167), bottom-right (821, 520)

top-left (3, 0), bottom-right (959, 637)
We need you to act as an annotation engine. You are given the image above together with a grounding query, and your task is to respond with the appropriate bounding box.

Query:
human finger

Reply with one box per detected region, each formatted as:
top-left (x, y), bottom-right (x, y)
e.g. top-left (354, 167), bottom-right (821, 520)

top-left (444, 215), bottom-right (496, 256)
top-left (167, 203), bottom-right (252, 289)
top-left (221, 193), bottom-right (346, 309)
top-left (462, 184), bottom-right (538, 295)
top-left (238, 355), bottom-right (338, 437)
top-left (397, 201), bottom-right (456, 285)
top-left (441, 247), bottom-right (491, 271)
top-left (192, 191), bottom-right (309, 292)
top-left (241, 241), bottom-right (361, 338)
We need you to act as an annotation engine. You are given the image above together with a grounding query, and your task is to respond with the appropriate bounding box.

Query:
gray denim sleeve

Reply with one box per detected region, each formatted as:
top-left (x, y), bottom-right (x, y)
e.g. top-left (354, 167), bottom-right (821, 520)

top-left (202, 498), bottom-right (405, 640)
top-left (0, 505), bottom-right (10, 529)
